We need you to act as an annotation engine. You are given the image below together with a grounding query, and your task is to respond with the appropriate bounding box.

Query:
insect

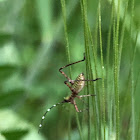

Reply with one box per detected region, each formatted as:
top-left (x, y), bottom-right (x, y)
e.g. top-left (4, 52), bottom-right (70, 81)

top-left (38, 54), bottom-right (101, 133)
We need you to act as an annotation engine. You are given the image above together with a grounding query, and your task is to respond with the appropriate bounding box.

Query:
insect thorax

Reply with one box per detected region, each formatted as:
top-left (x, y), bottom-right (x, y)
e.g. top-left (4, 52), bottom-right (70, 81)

top-left (72, 73), bottom-right (85, 93)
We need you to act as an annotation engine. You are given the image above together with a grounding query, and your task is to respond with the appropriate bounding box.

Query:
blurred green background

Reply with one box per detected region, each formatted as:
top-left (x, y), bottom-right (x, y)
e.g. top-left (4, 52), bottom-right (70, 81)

top-left (0, 0), bottom-right (140, 140)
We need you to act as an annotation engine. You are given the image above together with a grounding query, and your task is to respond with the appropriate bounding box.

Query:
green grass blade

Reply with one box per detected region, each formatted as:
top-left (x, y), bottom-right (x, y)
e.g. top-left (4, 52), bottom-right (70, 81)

top-left (112, 0), bottom-right (121, 139)
top-left (98, 2), bottom-right (106, 140)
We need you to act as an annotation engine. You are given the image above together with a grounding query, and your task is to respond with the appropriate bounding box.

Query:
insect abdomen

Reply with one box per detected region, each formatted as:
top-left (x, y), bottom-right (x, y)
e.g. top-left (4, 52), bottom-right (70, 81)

top-left (72, 73), bottom-right (85, 93)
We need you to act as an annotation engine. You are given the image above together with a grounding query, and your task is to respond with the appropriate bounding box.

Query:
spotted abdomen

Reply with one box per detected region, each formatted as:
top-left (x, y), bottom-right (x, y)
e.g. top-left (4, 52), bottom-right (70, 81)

top-left (72, 73), bottom-right (85, 93)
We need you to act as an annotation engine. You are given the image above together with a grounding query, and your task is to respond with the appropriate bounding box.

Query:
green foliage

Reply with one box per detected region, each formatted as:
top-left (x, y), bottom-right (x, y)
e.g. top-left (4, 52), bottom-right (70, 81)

top-left (0, 0), bottom-right (140, 140)
top-left (0, 89), bottom-right (24, 108)
top-left (0, 65), bottom-right (17, 81)
top-left (1, 130), bottom-right (28, 140)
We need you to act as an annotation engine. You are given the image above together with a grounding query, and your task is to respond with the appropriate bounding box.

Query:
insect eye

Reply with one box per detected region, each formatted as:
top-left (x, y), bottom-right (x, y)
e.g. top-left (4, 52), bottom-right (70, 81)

top-left (81, 73), bottom-right (84, 76)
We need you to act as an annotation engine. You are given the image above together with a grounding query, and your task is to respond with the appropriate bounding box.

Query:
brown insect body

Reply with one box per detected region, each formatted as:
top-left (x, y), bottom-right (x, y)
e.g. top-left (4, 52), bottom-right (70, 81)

top-left (38, 54), bottom-right (101, 133)
top-left (63, 73), bottom-right (86, 112)
top-left (72, 73), bottom-right (85, 94)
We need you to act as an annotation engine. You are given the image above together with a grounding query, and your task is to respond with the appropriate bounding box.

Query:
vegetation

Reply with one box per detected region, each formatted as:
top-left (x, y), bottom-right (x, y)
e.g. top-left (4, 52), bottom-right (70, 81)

top-left (0, 0), bottom-right (140, 140)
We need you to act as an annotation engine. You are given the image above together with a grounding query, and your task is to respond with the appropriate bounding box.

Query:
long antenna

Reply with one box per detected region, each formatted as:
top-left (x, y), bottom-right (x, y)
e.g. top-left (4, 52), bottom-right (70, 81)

top-left (38, 101), bottom-right (66, 133)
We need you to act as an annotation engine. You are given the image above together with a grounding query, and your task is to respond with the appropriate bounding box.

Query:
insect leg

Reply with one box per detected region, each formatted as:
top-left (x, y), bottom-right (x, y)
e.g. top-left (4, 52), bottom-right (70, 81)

top-left (73, 99), bottom-right (88, 113)
top-left (64, 81), bottom-right (75, 92)
top-left (76, 95), bottom-right (96, 112)
top-left (76, 96), bottom-right (88, 106)
top-left (73, 100), bottom-right (80, 112)
top-left (38, 101), bottom-right (66, 133)
top-left (78, 94), bottom-right (96, 98)
top-left (75, 78), bottom-right (101, 82)
top-left (59, 53), bottom-right (85, 82)
top-left (76, 95), bottom-right (95, 106)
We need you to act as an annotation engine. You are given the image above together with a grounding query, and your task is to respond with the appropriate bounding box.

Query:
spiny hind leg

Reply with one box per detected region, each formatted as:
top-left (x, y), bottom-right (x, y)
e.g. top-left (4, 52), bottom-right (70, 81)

top-left (59, 53), bottom-right (85, 83)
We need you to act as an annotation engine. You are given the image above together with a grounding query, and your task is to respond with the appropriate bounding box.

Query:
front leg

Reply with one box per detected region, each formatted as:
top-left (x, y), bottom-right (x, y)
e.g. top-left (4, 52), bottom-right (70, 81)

top-left (64, 81), bottom-right (75, 92)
